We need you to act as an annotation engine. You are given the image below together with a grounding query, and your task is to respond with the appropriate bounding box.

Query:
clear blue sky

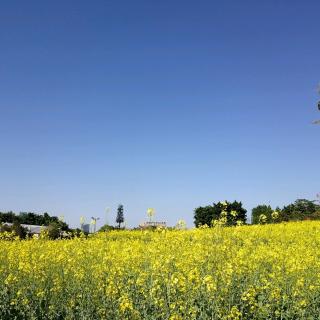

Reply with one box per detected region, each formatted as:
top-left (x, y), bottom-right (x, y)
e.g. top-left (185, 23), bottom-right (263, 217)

top-left (1, 1), bottom-right (319, 228)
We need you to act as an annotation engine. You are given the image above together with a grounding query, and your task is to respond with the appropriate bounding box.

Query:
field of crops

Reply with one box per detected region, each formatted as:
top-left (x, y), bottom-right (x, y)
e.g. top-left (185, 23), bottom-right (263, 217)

top-left (1, 221), bottom-right (320, 319)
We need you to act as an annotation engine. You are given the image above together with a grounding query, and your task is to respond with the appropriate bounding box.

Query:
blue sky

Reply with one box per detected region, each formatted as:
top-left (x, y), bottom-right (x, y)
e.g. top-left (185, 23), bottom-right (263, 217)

top-left (0, 1), bottom-right (319, 228)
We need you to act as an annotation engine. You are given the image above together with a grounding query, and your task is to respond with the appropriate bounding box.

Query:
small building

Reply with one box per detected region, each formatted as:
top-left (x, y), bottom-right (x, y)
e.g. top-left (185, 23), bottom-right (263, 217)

top-left (139, 221), bottom-right (167, 229)
top-left (2, 223), bottom-right (47, 235)
top-left (81, 224), bottom-right (90, 233)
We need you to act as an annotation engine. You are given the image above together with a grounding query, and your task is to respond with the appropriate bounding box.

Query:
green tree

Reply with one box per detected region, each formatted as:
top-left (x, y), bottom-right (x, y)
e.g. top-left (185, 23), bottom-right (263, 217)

top-left (281, 199), bottom-right (320, 221)
top-left (194, 205), bottom-right (215, 227)
top-left (0, 211), bottom-right (16, 223)
top-left (251, 205), bottom-right (274, 224)
top-left (12, 221), bottom-right (27, 239)
top-left (0, 221), bottom-right (27, 239)
top-left (194, 201), bottom-right (247, 227)
top-left (47, 222), bottom-right (61, 239)
top-left (116, 204), bottom-right (124, 229)
top-left (0, 211), bottom-right (70, 231)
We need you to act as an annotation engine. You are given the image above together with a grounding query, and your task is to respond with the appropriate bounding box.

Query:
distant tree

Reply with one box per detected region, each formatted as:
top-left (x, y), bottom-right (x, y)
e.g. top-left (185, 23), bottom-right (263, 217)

top-left (251, 205), bottom-right (274, 224)
top-left (47, 222), bottom-right (61, 240)
top-left (0, 211), bottom-right (16, 223)
top-left (281, 199), bottom-right (320, 221)
top-left (12, 221), bottom-right (27, 239)
top-left (0, 221), bottom-right (27, 239)
top-left (194, 201), bottom-right (247, 227)
top-left (43, 212), bottom-right (51, 224)
top-left (194, 205), bottom-right (216, 227)
top-left (0, 211), bottom-right (70, 231)
top-left (251, 200), bottom-right (320, 224)
top-left (116, 205), bottom-right (124, 228)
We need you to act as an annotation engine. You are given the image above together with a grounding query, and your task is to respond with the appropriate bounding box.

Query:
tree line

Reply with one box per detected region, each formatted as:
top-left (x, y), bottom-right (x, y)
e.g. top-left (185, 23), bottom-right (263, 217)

top-left (0, 211), bottom-right (71, 239)
top-left (251, 199), bottom-right (320, 224)
top-left (1, 198), bottom-right (319, 238)
top-left (0, 211), bottom-right (69, 229)
top-left (194, 198), bottom-right (320, 227)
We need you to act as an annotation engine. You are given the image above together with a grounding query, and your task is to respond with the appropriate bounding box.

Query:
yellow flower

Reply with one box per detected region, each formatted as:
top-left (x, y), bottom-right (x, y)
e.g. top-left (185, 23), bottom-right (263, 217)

top-left (119, 295), bottom-right (133, 313)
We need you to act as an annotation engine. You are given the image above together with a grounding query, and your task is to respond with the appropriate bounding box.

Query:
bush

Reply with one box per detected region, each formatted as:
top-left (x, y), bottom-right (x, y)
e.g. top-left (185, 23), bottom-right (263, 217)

top-left (99, 224), bottom-right (116, 232)
top-left (46, 223), bottom-right (61, 240)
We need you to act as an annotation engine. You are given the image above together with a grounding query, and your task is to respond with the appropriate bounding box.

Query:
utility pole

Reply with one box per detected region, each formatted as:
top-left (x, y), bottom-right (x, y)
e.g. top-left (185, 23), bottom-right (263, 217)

top-left (105, 207), bottom-right (110, 225)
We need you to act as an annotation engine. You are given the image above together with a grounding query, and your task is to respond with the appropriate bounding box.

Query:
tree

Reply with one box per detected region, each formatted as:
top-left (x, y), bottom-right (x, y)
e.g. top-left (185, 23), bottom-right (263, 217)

top-left (0, 211), bottom-right (70, 231)
top-left (194, 205), bottom-right (216, 227)
top-left (251, 199), bottom-right (320, 224)
top-left (0, 211), bottom-right (16, 224)
top-left (281, 199), bottom-right (320, 221)
top-left (47, 222), bottom-right (61, 239)
top-left (194, 201), bottom-right (247, 227)
top-left (251, 205), bottom-right (274, 224)
top-left (12, 221), bottom-right (27, 239)
top-left (116, 204), bottom-right (124, 228)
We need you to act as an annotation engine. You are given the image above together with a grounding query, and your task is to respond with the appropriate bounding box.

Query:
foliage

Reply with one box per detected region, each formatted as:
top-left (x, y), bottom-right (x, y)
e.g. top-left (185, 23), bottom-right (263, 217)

top-left (0, 222), bottom-right (27, 239)
top-left (0, 211), bottom-right (70, 230)
top-left (1, 222), bottom-right (320, 319)
top-left (252, 199), bottom-right (320, 224)
top-left (251, 205), bottom-right (274, 224)
top-left (281, 199), bottom-right (320, 221)
top-left (193, 205), bottom-right (213, 227)
top-left (116, 204), bottom-right (124, 228)
top-left (11, 221), bottom-right (28, 239)
top-left (46, 222), bottom-right (61, 240)
top-left (194, 200), bottom-right (247, 227)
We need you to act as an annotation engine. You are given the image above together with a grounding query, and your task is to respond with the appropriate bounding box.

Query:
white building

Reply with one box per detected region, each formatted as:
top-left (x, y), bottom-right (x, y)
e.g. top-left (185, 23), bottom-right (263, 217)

top-left (139, 221), bottom-right (167, 228)
top-left (2, 223), bottom-right (47, 235)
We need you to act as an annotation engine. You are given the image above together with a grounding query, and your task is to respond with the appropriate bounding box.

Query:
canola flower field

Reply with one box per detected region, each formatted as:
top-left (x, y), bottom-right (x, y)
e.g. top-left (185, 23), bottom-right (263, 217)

top-left (1, 221), bottom-right (320, 320)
